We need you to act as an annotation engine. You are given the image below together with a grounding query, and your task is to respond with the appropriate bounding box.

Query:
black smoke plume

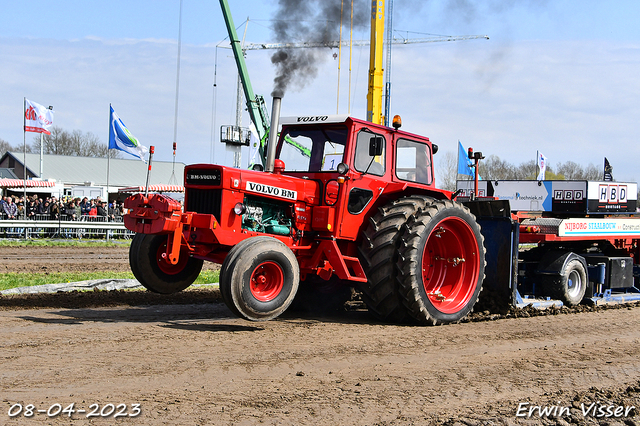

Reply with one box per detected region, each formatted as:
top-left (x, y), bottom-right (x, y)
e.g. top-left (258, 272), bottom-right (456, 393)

top-left (270, 0), bottom-right (369, 98)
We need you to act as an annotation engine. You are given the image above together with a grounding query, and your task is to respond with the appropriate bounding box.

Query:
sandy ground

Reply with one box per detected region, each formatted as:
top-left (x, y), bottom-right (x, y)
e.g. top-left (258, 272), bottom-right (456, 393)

top-left (1, 244), bottom-right (640, 425)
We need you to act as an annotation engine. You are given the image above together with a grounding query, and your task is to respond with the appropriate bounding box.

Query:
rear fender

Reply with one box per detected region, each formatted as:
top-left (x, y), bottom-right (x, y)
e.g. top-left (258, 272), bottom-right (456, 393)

top-left (537, 250), bottom-right (587, 278)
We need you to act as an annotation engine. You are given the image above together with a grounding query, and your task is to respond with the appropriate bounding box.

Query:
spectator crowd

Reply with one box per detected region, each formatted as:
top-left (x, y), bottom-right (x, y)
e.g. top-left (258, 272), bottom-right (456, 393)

top-left (0, 194), bottom-right (125, 222)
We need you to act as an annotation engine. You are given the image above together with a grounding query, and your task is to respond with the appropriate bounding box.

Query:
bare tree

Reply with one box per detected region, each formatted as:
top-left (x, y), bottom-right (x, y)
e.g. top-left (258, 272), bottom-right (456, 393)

top-left (0, 137), bottom-right (29, 154)
top-left (584, 163), bottom-right (601, 181)
top-left (556, 161), bottom-right (601, 181)
top-left (30, 126), bottom-right (120, 158)
top-left (515, 160), bottom-right (539, 180)
top-left (479, 155), bottom-right (518, 180)
top-left (0, 138), bottom-right (14, 154)
top-left (435, 150), bottom-right (457, 191)
top-left (555, 161), bottom-right (580, 180)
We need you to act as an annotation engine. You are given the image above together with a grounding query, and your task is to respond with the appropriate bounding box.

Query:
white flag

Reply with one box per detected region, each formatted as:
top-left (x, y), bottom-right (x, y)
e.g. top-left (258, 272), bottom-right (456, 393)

top-left (24, 99), bottom-right (54, 134)
top-left (536, 151), bottom-right (547, 181)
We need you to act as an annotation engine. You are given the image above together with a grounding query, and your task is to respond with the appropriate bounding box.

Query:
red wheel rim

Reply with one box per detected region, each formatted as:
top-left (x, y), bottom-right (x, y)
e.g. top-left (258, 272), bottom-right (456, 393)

top-left (156, 241), bottom-right (189, 275)
top-left (250, 261), bottom-right (284, 302)
top-left (422, 216), bottom-right (480, 314)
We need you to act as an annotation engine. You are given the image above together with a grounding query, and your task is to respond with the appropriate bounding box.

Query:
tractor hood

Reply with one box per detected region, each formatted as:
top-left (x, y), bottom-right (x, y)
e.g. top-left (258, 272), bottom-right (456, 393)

top-left (184, 164), bottom-right (321, 206)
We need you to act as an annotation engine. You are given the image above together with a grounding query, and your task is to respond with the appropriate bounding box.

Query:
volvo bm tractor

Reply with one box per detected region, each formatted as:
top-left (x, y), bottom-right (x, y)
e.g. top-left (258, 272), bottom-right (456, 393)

top-left (125, 97), bottom-right (486, 324)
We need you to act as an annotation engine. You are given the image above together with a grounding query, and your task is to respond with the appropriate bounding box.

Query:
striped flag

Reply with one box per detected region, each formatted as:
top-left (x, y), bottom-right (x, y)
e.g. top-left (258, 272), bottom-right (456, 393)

top-left (108, 105), bottom-right (148, 161)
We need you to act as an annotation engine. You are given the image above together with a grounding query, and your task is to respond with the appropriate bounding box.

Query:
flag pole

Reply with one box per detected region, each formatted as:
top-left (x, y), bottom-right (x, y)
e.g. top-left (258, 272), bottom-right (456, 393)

top-left (144, 146), bottom-right (155, 198)
top-left (23, 97), bottom-right (27, 219)
top-left (107, 104), bottom-right (111, 222)
top-left (456, 140), bottom-right (460, 183)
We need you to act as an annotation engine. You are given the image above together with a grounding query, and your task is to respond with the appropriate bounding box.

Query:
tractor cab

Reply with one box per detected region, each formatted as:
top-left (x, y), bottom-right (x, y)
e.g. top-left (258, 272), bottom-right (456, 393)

top-left (274, 114), bottom-right (442, 240)
top-left (276, 114), bottom-right (436, 185)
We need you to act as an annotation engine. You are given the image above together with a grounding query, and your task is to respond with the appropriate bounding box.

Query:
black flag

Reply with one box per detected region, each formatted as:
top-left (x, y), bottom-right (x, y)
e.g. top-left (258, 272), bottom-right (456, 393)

top-left (604, 157), bottom-right (613, 181)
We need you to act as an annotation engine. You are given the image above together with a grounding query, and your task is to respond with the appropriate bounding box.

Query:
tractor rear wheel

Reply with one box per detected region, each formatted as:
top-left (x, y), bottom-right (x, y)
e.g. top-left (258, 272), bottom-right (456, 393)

top-left (220, 237), bottom-right (299, 321)
top-left (358, 196), bottom-right (434, 323)
top-left (397, 199), bottom-right (485, 325)
top-left (130, 233), bottom-right (203, 294)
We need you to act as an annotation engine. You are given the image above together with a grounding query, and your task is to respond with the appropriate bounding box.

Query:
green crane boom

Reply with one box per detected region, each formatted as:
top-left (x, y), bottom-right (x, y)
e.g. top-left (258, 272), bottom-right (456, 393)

top-left (219, 0), bottom-right (270, 164)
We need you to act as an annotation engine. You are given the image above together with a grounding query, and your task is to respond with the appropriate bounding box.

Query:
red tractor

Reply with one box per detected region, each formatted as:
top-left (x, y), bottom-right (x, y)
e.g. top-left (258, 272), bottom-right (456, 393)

top-left (124, 98), bottom-right (486, 324)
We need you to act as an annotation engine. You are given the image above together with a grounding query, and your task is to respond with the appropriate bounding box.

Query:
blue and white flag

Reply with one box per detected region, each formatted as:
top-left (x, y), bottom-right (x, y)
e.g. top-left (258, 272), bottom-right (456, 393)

top-left (457, 141), bottom-right (474, 177)
top-left (109, 105), bottom-right (148, 161)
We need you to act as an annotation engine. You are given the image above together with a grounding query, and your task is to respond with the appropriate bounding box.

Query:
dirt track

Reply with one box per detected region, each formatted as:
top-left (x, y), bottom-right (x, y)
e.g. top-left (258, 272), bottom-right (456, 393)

top-left (1, 244), bottom-right (640, 425)
top-left (0, 244), bottom-right (218, 274)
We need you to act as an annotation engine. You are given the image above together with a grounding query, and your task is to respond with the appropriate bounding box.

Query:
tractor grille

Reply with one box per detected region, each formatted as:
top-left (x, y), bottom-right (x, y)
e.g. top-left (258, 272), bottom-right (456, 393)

top-left (185, 188), bottom-right (222, 221)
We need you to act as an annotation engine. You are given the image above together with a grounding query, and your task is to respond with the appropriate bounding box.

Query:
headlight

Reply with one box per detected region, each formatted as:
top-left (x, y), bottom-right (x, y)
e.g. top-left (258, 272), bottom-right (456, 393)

top-left (336, 162), bottom-right (349, 175)
top-left (233, 202), bottom-right (246, 215)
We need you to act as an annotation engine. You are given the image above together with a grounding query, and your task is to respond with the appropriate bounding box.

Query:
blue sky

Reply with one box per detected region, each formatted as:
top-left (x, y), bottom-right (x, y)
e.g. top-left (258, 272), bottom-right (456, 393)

top-left (1, 1), bottom-right (640, 184)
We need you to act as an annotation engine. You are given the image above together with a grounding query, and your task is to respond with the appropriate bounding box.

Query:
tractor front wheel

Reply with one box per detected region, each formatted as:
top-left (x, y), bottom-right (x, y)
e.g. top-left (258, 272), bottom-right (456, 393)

top-left (220, 237), bottom-right (299, 321)
top-left (397, 200), bottom-right (485, 325)
top-left (129, 233), bottom-right (203, 294)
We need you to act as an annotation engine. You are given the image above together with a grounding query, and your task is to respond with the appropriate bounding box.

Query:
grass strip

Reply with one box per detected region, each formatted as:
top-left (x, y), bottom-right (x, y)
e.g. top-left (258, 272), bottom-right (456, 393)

top-left (0, 270), bottom-right (220, 291)
top-left (0, 239), bottom-right (131, 248)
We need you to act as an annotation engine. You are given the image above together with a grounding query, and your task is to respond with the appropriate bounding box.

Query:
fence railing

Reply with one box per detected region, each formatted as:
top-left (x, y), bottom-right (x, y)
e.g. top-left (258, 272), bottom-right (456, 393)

top-left (0, 216), bottom-right (133, 240)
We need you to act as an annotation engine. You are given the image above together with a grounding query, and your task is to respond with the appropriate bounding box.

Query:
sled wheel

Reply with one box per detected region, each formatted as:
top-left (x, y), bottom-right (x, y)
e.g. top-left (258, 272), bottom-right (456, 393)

top-left (220, 237), bottom-right (299, 321)
top-left (130, 233), bottom-right (203, 294)
top-left (358, 196), bottom-right (434, 323)
top-left (544, 258), bottom-right (587, 306)
top-left (398, 199), bottom-right (485, 325)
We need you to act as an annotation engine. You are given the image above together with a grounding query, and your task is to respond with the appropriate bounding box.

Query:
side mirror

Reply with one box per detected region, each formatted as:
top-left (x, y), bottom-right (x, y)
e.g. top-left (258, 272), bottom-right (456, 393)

top-left (432, 144), bottom-right (438, 155)
top-left (369, 136), bottom-right (384, 157)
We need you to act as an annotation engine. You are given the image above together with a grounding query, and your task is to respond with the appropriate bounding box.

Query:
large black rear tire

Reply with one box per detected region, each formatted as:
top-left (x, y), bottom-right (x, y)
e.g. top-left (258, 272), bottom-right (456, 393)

top-left (358, 196), bottom-right (434, 323)
top-left (397, 199), bottom-right (485, 325)
top-left (130, 233), bottom-right (203, 294)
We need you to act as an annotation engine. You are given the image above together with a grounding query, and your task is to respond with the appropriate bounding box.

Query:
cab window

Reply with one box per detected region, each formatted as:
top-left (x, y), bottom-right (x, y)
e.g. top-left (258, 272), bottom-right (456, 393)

top-left (354, 129), bottom-right (385, 176)
top-left (277, 125), bottom-right (347, 172)
top-left (396, 138), bottom-right (432, 184)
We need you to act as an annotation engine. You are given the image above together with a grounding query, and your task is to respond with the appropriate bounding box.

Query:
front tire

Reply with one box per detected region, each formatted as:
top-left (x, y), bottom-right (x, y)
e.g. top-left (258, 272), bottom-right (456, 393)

top-left (130, 233), bottom-right (203, 294)
top-left (220, 237), bottom-right (299, 321)
top-left (397, 199), bottom-right (485, 325)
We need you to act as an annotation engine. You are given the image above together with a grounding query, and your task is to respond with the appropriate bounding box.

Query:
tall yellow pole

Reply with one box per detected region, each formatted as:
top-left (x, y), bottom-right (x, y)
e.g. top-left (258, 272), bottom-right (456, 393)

top-left (366, 0), bottom-right (385, 124)
top-left (337, 0), bottom-right (344, 114)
